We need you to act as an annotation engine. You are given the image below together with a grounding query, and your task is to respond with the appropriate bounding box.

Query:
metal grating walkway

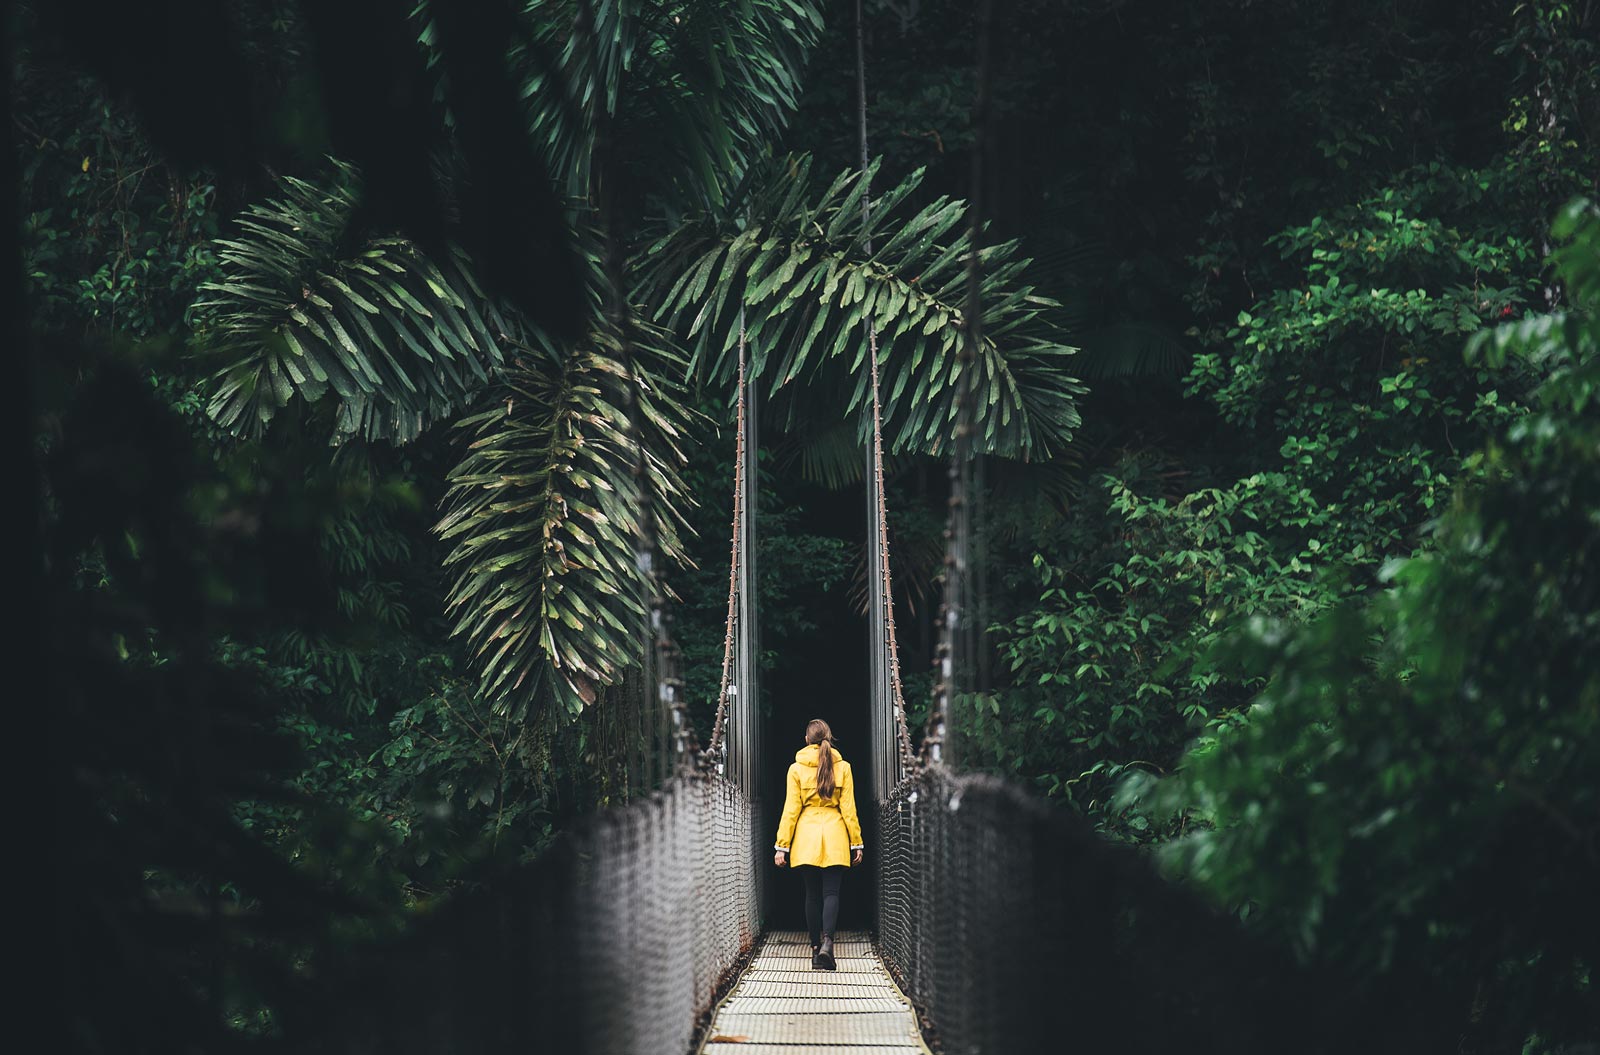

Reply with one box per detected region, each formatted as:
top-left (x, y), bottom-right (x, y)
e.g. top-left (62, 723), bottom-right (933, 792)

top-left (700, 931), bottom-right (929, 1054)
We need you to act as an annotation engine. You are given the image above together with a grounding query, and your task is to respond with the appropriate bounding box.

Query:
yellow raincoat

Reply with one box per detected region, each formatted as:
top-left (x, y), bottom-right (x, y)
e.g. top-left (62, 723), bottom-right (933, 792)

top-left (774, 743), bottom-right (863, 868)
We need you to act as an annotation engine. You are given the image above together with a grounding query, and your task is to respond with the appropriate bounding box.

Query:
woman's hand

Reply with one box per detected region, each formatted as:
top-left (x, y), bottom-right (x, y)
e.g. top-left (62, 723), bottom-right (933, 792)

top-left (853, 848), bottom-right (863, 866)
top-left (774, 850), bottom-right (787, 868)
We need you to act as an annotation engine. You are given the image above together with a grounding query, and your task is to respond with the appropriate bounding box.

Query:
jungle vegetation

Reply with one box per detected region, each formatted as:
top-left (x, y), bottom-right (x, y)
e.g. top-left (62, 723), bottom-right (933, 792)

top-left (21, 0), bottom-right (1597, 1050)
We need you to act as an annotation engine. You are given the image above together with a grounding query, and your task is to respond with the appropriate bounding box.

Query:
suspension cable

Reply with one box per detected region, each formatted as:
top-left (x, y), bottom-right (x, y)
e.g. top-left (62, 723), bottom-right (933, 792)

top-left (856, 0), bottom-right (917, 779)
top-left (868, 329), bottom-right (917, 771)
top-left (709, 314), bottom-right (749, 763)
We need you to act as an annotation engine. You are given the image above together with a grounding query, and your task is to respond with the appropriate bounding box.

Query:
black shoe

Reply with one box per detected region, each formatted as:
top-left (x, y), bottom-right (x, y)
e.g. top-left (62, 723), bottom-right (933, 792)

top-left (810, 942), bottom-right (823, 969)
top-left (817, 934), bottom-right (836, 971)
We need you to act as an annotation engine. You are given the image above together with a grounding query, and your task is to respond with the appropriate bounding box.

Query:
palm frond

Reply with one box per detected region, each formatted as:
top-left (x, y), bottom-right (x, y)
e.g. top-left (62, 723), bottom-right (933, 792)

top-left (514, 0), bottom-right (823, 209)
top-left (642, 155), bottom-right (1086, 459)
top-left (434, 319), bottom-right (695, 719)
top-left (1074, 321), bottom-right (1191, 380)
top-left (779, 418), bottom-right (871, 489)
top-left (845, 515), bottom-right (946, 622)
top-left (768, 398), bottom-right (922, 489)
top-left (628, 0), bottom-right (822, 210)
top-left (195, 166), bottom-right (517, 443)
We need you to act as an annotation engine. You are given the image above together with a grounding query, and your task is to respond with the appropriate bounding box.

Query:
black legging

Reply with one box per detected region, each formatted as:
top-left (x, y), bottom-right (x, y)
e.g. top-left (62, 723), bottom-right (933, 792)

top-left (799, 865), bottom-right (845, 945)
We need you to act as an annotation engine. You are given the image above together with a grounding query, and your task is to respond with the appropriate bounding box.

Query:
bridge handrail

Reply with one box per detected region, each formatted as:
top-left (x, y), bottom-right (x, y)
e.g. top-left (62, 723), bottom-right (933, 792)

top-left (313, 770), bottom-right (757, 1055)
top-left (876, 764), bottom-right (1352, 1054)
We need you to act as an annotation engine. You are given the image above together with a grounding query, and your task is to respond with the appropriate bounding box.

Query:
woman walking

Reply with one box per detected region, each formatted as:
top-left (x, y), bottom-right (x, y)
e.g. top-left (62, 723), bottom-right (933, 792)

top-left (773, 719), bottom-right (864, 970)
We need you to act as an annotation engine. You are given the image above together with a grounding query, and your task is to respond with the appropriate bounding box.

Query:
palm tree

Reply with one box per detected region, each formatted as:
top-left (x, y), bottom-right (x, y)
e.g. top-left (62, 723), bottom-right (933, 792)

top-left (192, 0), bottom-right (1083, 732)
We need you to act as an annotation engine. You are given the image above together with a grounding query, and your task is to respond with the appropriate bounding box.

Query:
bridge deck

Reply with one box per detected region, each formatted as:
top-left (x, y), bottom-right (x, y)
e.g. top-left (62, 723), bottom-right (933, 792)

top-left (700, 931), bottom-right (929, 1054)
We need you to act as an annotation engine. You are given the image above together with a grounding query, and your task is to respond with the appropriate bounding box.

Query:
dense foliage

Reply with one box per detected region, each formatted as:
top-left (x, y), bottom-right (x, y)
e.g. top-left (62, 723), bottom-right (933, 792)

top-left (1127, 199), bottom-right (1600, 1049)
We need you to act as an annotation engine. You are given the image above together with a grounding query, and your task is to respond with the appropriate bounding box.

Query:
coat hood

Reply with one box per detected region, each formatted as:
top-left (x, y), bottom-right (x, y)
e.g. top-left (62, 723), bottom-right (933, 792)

top-left (794, 742), bottom-right (843, 767)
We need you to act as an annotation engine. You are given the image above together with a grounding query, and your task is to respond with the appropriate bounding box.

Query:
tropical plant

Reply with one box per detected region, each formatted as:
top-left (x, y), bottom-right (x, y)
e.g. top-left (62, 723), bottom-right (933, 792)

top-left (195, 167), bottom-right (516, 443)
top-left (976, 462), bottom-right (1346, 822)
top-left (194, 2), bottom-right (1086, 729)
top-left (1121, 197), bottom-right (1600, 1051)
top-left (643, 155), bottom-right (1084, 459)
top-left (506, 0), bottom-right (824, 212)
top-left (435, 326), bottom-right (694, 718)
top-left (193, 0), bottom-right (812, 723)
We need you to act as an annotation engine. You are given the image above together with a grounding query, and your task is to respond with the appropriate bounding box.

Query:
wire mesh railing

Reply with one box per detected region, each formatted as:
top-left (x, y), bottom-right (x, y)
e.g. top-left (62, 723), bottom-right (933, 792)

top-left (877, 767), bottom-right (1074, 1053)
top-left (315, 767), bottom-right (758, 1055)
top-left (317, 315), bottom-right (766, 1051)
top-left (874, 762), bottom-right (1373, 1055)
top-left (569, 772), bottom-right (759, 1054)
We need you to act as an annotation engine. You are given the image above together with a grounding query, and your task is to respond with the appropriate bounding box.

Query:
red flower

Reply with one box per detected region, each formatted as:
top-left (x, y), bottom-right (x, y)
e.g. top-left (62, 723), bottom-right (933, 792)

top-left (1500, 305), bottom-right (1515, 318)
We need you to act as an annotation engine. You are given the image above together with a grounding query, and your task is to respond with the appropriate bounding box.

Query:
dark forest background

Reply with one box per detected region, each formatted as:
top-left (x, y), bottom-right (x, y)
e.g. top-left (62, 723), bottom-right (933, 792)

top-left (20, 0), bottom-right (1597, 1051)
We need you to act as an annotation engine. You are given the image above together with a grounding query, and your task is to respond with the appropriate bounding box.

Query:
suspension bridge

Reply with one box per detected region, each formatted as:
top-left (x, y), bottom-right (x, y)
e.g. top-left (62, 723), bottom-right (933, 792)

top-left (306, 265), bottom-right (1116, 1055)
top-left (564, 307), bottom-right (1086, 1054)
top-left (300, 212), bottom-right (1361, 1055)
top-left (310, 27), bottom-right (1284, 1051)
